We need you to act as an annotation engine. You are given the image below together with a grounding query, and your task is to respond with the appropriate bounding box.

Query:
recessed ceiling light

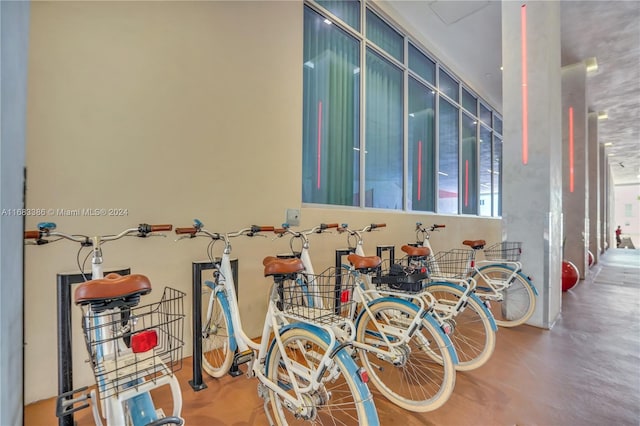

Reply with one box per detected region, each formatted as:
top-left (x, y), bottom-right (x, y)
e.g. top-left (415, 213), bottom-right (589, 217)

top-left (585, 57), bottom-right (598, 73)
top-left (603, 142), bottom-right (613, 146)
top-left (598, 111), bottom-right (608, 120)
top-left (608, 153), bottom-right (615, 156)
top-left (323, 18), bottom-right (332, 25)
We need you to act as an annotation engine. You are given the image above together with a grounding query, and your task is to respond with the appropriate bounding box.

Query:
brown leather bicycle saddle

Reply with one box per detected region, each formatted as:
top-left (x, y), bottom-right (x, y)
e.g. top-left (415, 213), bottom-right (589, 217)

top-left (263, 258), bottom-right (305, 277)
top-left (462, 240), bottom-right (486, 249)
top-left (74, 273), bottom-right (152, 305)
top-left (401, 245), bottom-right (430, 257)
top-left (347, 254), bottom-right (382, 270)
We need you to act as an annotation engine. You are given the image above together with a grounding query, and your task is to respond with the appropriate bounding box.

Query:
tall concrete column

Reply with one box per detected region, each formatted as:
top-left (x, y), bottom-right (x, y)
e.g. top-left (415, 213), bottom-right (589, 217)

top-left (588, 113), bottom-right (600, 262)
top-left (0, 1), bottom-right (30, 424)
top-left (502, 1), bottom-right (562, 328)
top-left (599, 144), bottom-right (608, 252)
top-left (561, 63), bottom-right (588, 278)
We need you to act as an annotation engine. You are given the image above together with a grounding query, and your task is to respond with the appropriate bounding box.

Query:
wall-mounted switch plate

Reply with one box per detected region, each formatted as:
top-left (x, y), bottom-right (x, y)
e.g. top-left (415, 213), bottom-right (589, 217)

top-left (286, 208), bottom-right (300, 226)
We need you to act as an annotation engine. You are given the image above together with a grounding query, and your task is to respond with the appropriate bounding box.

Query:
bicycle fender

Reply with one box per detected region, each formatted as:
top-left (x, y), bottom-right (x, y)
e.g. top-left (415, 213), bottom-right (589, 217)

top-left (207, 285), bottom-right (237, 352)
top-left (426, 281), bottom-right (498, 332)
top-left (474, 265), bottom-right (539, 296)
top-left (265, 322), bottom-right (380, 425)
top-left (356, 297), bottom-right (459, 365)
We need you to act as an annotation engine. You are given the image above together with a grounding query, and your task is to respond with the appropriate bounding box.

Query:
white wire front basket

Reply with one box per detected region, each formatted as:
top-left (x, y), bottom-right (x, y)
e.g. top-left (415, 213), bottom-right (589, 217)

top-left (278, 267), bottom-right (355, 326)
top-left (483, 241), bottom-right (522, 261)
top-left (80, 287), bottom-right (185, 399)
top-left (426, 249), bottom-right (475, 280)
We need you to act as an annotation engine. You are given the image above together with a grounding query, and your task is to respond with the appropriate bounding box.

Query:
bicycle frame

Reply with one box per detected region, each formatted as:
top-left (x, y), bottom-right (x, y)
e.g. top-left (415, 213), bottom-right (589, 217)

top-left (26, 223), bottom-right (183, 426)
top-left (415, 222), bottom-right (536, 301)
top-left (179, 225), bottom-right (367, 421)
top-left (274, 224), bottom-right (456, 366)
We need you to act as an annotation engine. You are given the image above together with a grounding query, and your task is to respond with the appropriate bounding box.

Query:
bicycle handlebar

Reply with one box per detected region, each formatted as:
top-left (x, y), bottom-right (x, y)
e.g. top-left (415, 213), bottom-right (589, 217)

top-left (273, 223), bottom-right (338, 239)
top-left (338, 223), bottom-right (387, 234)
top-left (416, 222), bottom-right (446, 232)
top-left (24, 230), bottom-right (41, 240)
top-left (175, 220), bottom-right (273, 242)
top-left (24, 223), bottom-right (173, 244)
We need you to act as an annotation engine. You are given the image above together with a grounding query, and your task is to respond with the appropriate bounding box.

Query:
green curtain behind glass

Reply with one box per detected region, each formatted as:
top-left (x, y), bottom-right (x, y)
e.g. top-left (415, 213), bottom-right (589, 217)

top-left (303, 7), bottom-right (360, 206)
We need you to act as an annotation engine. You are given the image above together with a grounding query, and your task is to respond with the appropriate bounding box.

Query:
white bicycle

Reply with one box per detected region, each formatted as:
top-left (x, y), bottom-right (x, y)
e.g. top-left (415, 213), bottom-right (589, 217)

top-left (25, 222), bottom-right (185, 426)
top-left (415, 223), bottom-right (537, 327)
top-left (271, 223), bottom-right (458, 413)
top-left (176, 220), bottom-right (380, 425)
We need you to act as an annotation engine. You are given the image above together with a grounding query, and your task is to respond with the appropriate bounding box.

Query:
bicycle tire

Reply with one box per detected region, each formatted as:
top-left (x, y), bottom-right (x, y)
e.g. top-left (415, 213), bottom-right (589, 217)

top-left (423, 283), bottom-right (496, 371)
top-left (265, 326), bottom-right (379, 425)
top-left (201, 286), bottom-right (234, 377)
top-left (355, 299), bottom-right (456, 412)
top-left (472, 265), bottom-right (536, 327)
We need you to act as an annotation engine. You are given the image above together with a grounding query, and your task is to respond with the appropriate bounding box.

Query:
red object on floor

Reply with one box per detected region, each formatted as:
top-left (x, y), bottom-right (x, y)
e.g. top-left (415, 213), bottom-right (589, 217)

top-left (588, 250), bottom-right (594, 267)
top-left (562, 260), bottom-right (579, 291)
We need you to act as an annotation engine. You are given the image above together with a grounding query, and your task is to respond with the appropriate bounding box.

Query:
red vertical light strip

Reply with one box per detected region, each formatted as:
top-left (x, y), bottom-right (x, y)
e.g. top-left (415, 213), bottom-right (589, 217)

top-left (465, 160), bottom-right (469, 206)
top-left (417, 140), bottom-right (423, 201)
top-left (521, 4), bottom-right (529, 165)
top-left (317, 101), bottom-right (322, 189)
top-left (569, 106), bottom-right (574, 192)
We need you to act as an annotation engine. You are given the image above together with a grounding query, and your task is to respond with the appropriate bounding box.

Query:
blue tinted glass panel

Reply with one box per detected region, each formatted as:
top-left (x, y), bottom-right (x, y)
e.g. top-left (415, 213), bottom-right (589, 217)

top-left (366, 8), bottom-right (403, 62)
top-left (438, 98), bottom-right (459, 214)
top-left (365, 49), bottom-right (403, 209)
top-left (303, 7), bottom-right (361, 206)
top-left (439, 69), bottom-right (459, 102)
top-left (408, 77), bottom-right (436, 212)
top-left (409, 43), bottom-right (435, 85)
top-left (461, 113), bottom-right (477, 215)
top-left (479, 126), bottom-right (492, 216)
top-left (462, 87), bottom-right (477, 115)
top-left (493, 136), bottom-right (502, 216)
top-left (494, 115), bottom-right (503, 135)
top-left (479, 102), bottom-right (492, 126)
top-left (316, 0), bottom-right (360, 31)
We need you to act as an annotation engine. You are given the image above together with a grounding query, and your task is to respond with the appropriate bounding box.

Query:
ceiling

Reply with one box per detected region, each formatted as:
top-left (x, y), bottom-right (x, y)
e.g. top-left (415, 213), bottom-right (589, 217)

top-left (381, 0), bottom-right (640, 185)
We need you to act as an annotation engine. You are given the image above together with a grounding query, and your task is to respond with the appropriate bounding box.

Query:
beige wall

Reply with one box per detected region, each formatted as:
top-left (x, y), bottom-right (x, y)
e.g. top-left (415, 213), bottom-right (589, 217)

top-left (24, 1), bottom-right (501, 403)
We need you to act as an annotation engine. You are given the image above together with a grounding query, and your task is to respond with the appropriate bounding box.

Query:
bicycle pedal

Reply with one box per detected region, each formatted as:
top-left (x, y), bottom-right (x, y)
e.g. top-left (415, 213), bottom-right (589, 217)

top-left (55, 386), bottom-right (91, 418)
top-left (233, 349), bottom-right (254, 366)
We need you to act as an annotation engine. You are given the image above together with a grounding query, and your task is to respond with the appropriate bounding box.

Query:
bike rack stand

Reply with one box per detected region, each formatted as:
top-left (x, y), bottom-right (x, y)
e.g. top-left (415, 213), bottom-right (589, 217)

top-left (376, 245), bottom-right (395, 264)
top-left (189, 259), bottom-right (238, 391)
top-left (56, 268), bottom-right (130, 426)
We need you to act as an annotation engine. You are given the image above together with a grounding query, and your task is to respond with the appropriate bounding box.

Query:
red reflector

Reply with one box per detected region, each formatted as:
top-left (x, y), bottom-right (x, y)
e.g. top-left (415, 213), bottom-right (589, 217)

top-left (357, 367), bottom-right (369, 384)
top-left (420, 267), bottom-right (427, 273)
top-left (131, 330), bottom-right (158, 353)
top-left (470, 260), bottom-right (475, 269)
top-left (340, 290), bottom-right (351, 303)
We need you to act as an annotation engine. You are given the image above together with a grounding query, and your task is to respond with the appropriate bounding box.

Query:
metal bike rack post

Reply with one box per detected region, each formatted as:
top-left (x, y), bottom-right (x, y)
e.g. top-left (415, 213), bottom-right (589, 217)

top-left (376, 245), bottom-right (395, 263)
top-left (334, 248), bottom-right (355, 314)
top-left (189, 259), bottom-right (238, 391)
top-left (56, 268), bottom-right (130, 426)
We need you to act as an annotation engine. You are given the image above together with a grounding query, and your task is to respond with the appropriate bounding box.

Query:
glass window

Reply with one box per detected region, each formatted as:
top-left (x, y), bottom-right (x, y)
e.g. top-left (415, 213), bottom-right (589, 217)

top-left (479, 102), bottom-right (492, 126)
top-left (438, 98), bottom-right (459, 214)
top-left (493, 136), bottom-right (503, 216)
top-left (366, 8), bottom-right (403, 62)
top-left (462, 87), bottom-right (477, 115)
top-left (408, 43), bottom-right (435, 85)
top-left (493, 115), bottom-right (503, 135)
top-left (316, 0), bottom-right (360, 31)
top-left (302, 7), bottom-right (361, 206)
top-left (439, 69), bottom-right (459, 102)
top-left (408, 77), bottom-right (436, 212)
top-left (461, 113), bottom-right (477, 215)
top-left (479, 126), bottom-right (492, 216)
top-left (365, 49), bottom-right (403, 209)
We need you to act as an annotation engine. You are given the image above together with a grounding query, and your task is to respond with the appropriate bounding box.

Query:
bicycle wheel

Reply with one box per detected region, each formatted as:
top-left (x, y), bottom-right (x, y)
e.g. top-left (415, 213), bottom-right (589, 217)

top-left (424, 283), bottom-right (496, 371)
top-left (265, 327), bottom-right (378, 425)
top-left (472, 265), bottom-right (536, 327)
top-left (355, 299), bottom-right (456, 412)
top-left (201, 286), bottom-right (233, 377)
